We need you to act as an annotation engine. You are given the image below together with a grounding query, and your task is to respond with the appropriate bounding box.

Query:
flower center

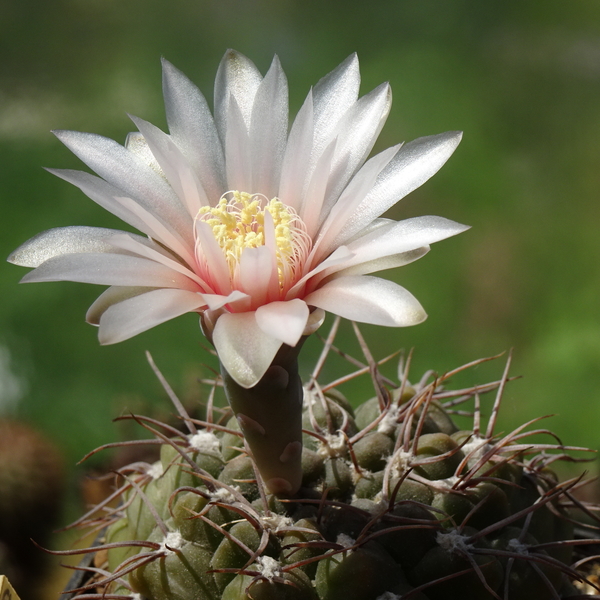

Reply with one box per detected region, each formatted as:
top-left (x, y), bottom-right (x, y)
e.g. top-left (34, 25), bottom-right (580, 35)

top-left (197, 191), bottom-right (310, 288)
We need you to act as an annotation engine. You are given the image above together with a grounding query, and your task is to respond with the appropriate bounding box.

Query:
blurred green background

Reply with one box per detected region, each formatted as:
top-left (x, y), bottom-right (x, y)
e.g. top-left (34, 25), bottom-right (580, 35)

top-left (1, 0), bottom-right (600, 575)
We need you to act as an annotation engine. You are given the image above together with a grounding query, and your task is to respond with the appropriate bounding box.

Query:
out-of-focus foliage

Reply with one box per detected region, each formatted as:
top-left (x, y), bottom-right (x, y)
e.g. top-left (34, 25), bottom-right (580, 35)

top-left (2, 0), bottom-right (599, 483)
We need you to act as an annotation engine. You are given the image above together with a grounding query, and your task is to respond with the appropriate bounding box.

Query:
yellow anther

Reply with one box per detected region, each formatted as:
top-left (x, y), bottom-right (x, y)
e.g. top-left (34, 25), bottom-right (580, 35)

top-left (196, 191), bottom-right (310, 288)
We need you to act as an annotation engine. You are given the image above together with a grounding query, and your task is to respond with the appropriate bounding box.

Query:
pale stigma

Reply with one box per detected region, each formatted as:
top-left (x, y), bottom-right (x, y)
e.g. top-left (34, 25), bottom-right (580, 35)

top-left (195, 191), bottom-right (310, 288)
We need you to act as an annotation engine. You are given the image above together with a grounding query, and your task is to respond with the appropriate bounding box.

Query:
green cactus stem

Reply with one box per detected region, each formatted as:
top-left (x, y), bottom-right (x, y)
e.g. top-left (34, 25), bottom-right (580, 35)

top-left (220, 341), bottom-right (305, 496)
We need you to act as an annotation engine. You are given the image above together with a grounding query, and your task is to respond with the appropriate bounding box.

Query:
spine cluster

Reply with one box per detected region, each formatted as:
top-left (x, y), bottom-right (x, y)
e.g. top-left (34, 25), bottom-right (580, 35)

top-left (58, 322), bottom-right (599, 600)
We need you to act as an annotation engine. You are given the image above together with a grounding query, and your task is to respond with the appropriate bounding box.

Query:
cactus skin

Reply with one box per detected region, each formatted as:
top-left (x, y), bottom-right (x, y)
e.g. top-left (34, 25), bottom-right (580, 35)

top-left (60, 327), bottom-right (598, 600)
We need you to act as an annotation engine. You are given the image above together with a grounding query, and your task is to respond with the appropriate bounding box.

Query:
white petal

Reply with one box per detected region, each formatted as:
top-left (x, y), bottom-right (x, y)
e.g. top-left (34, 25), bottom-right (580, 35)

top-left (108, 233), bottom-right (208, 290)
top-left (299, 137), bottom-right (337, 238)
top-left (249, 55), bottom-right (288, 198)
top-left (255, 299), bottom-right (309, 347)
top-left (334, 131), bottom-right (463, 245)
top-left (285, 245), bottom-right (354, 299)
top-left (124, 132), bottom-right (163, 173)
top-left (311, 54), bottom-right (360, 161)
top-left (115, 196), bottom-right (196, 267)
top-left (262, 209), bottom-right (283, 300)
top-left (129, 115), bottom-right (209, 215)
top-left (311, 144), bottom-right (400, 262)
top-left (47, 169), bottom-right (177, 243)
top-left (330, 247), bottom-right (430, 278)
top-left (162, 58), bottom-right (226, 203)
top-left (98, 288), bottom-right (206, 344)
top-left (278, 90), bottom-right (314, 211)
top-left (225, 97), bottom-right (253, 192)
top-left (239, 245), bottom-right (276, 307)
top-left (320, 82), bottom-right (392, 210)
top-left (21, 252), bottom-right (199, 290)
top-left (87, 286), bottom-right (150, 324)
top-left (315, 216), bottom-right (469, 281)
top-left (343, 217), bottom-right (394, 242)
top-left (53, 130), bottom-right (192, 241)
top-left (7, 226), bottom-right (152, 268)
top-left (347, 215), bottom-right (468, 253)
top-left (46, 170), bottom-right (194, 262)
top-left (194, 220), bottom-right (232, 295)
top-left (213, 311), bottom-right (282, 388)
top-left (304, 275), bottom-right (426, 327)
top-left (202, 290), bottom-right (249, 311)
top-left (214, 50), bottom-right (262, 146)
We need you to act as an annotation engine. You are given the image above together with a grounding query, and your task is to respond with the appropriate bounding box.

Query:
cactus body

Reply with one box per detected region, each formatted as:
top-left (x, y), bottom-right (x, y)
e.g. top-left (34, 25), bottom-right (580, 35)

top-left (63, 337), bottom-right (597, 600)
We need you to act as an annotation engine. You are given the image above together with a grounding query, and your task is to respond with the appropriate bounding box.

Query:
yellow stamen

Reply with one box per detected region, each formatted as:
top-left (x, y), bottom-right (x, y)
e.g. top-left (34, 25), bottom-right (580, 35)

top-left (196, 191), bottom-right (310, 287)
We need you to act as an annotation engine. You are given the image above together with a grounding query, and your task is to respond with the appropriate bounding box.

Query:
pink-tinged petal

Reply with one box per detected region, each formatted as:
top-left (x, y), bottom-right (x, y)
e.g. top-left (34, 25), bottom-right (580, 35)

top-left (214, 50), bottom-right (262, 146)
top-left (262, 210), bottom-right (282, 301)
top-left (213, 311), bottom-right (283, 388)
top-left (239, 246), bottom-right (276, 307)
top-left (333, 131), bottom-right (463, 246)
top-left (255, 299), bottom-right (309, 347)
top-left (46, 169), bottom-right (197, 268)
top-left (162, 58), bottom-right (226, 203)
top-left (202, 290), bottom-right (249, 311)
top-left (194, 220), bottom-right (232, 295)
top-left (311, 54), bottom-right (360, 160)
top-left (108, 233), bottom-right (208, 290)
top-left (129, 115), bottom-right (209, 215)
top-left (7, 226), bottom-right (151, 268)
top-left (21, 252), bottom-right (199, 291)
top-left (285, 245), bottom-right (355, 299)
top-left (279, 90), bottom-right (314, 211)
top-left (86, 286), bottom-right (154, 324)
top-left (225, 97), bottom-right (253, 192)
top-left (315, 216), bottom-right (469, 282)
top-left (311, 144), bottom-right (400, 263)
top-left (115, 196), bottom-right (196, 267)
top-left (97, 288), bottom-right (206, 344)
top-left (249, 55), bottom-right (288, 199)
top-left (304, 275), bottom-right (426, 327)
top-left (52, 130), bottom-right (193, 239)
top-left (320, 82), bottom-right (392, 211)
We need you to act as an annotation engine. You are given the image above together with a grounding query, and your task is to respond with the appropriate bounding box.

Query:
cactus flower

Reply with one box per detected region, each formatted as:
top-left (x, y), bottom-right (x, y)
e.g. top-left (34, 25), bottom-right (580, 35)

top-left (9, 50), bottom-right (469, 495)
top-left (8, 50), bottom-right (467, 388)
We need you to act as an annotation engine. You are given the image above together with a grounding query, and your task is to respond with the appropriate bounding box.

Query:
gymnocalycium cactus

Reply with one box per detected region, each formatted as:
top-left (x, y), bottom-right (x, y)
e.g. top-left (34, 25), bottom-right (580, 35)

top-left (8, 50), bottom-right (468, 496)
top-left (55, 319), bottom-right (599, 600)
top-left (8, 51), bottom-right (600, 599)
